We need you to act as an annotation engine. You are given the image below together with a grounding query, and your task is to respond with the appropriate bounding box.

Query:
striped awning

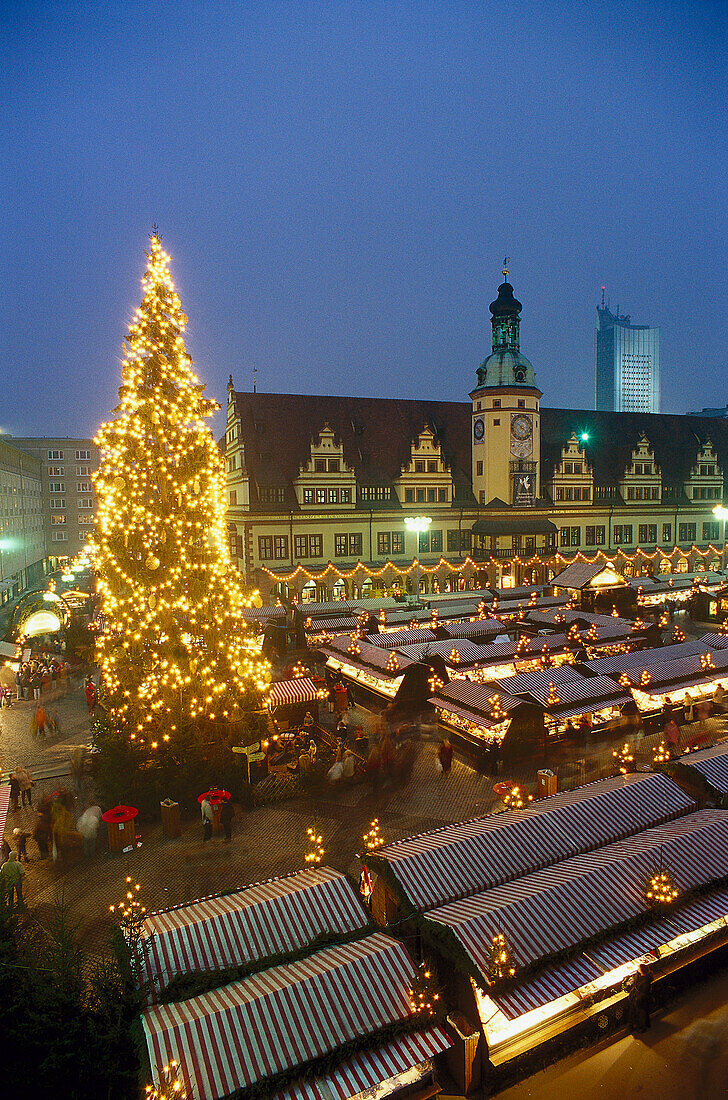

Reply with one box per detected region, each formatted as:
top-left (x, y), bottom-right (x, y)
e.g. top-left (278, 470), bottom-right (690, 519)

top-left (305, 617), bottom-right (359, 634)
top-left (138, 868), bottom-right (369, 997)
top-left (366, 773), bottom-right (694, 911)
top-left (142, 933), bottom-right (416, 1100)
top-left (440, 619), bottom-right (503, 640)
top-left (398, 639), bottom-right (495, 667)
top-left (0, 786), bottom-right (9, 840)
top-left (368, 629), bottom-right (437, 648)
top-left (582, 638), bottom-right (709, 678)
top-left (678, 741), bottom-right (728, 794)
top-left (424, 810), bottom-right (728, 979)
top-left (268, 678), bottom-right (318, 706)
top-left (274, 1026), bottom-right (451, 1100)
top-left (495, 883), bottom-right (728, 1021)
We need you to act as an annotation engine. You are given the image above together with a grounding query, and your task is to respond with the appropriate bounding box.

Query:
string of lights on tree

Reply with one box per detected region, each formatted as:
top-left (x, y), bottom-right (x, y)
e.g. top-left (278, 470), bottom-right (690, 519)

top-left (92, 232), bottom-right (271, 742)
top-left (407, 960), bottom-right (441, 1018)
top-left (305, 826), bottom-right (325, 864)
top-left (363, 819), bottom-right (384, 851)
top-left (487, 930), bottom-right (517, 983)
top-left (145, 1061), bottom-right (186, 1100)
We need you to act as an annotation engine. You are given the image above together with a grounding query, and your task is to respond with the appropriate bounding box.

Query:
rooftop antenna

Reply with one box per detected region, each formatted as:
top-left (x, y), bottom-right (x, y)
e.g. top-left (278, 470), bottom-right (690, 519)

top-left (253, 364), bottom-right (257, 394)
top-left (502, 256), bottom-right (510, 282)
top-left (601, 286), bottom-right (605, 308)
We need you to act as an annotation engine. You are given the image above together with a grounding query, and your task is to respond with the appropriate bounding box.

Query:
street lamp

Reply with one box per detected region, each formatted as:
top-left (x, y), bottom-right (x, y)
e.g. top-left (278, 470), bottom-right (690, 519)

top-left (404, 516), bottom-right (432, 603)
top-left (713, 505), bottom-right (728, 572)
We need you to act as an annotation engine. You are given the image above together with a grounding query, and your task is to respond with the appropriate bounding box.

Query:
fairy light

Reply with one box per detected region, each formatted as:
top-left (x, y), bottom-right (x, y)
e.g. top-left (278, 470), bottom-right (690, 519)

top-left (487, 931), bottom-right (516, 982)
top-left (408, 960), bottom-right (441, 1017)
top-left (449, 647), bottom-right (461, 664)
top-left (92, 232), bottom-right (271, 741)
top-left (645, 867), bottom-right (679, 906)
top-left (653, 739), bottom-right (670, 764)
top-left (109, 875), bottom-right (147, 943)
top-left (640, 670), bottom-right (652, 686)
top-left (671, 626), bottom-right (686, 643)
top-left (501, 784), bottom-right (531, 809)
top-left (546, 681), bottom-right (561, 707)
top-left (363, 818), bottom-right (384, 851)
top-left (428, 671), bottom-right (444, 693)
top-left (291, 660), bottom-right (306, 678)
top-left (613, 742), bottom-right (634, 774)
top-left (386, 651), bottom-right (400, 672)
top-left (700, 652), bottom-right (716, 670)
top-left (305, 826), bottom-right (325, 864)
top-left (488, 692), bottom-right (506, 722)
top-left (516, 634), bottom-right (531, 655)
top-left (612, 605), bottom-right (620, 618)
top-left (347, 634), bottom-right (361, 656)
top-left (145, 1060), bottom-right (187, 1100)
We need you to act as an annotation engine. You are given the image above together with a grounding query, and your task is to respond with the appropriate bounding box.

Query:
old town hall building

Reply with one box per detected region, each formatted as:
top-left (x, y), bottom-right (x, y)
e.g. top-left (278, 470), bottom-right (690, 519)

top-left (224, 270), bottom-right (728, 603)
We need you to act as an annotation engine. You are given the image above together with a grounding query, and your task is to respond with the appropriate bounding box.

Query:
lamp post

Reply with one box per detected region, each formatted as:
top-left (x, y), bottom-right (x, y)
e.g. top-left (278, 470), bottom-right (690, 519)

top-left (713, 505), bottom-right (728, 573)
top-left (404, 516), bottom-right (432, 604)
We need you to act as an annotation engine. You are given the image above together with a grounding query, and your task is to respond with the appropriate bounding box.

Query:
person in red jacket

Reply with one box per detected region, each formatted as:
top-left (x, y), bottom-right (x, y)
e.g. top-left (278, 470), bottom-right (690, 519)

top-left (438, 738), bottom-right (454, 774)
top-left (84, 677), bottom-right (97, 715)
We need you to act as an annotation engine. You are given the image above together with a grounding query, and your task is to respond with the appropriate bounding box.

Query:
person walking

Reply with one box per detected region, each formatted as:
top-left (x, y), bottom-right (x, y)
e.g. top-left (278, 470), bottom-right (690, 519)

top-left (77, 805), bottom-right (102, 858)
top-left (12, 828), bottom-right (32, 863)
top-left (15, 765), bottom-right (33, 808)
top-left (437, 737), bottom-right (454, 775)
top-left (201, 797), bottom-right (214, 843)
top-left (220, 798), bottom-right (234, 842)
top-left (34, 702), bottom-right (47, 741)
top-left (33, 812), bottom-right (51, 860)
top-left (8, 771), bottom-right (21, 813)
top-left (0, 836), bottom-right (11, 865)
top-left (664, 718), bottom-right (680, 756)
top-left (0, 851), bottom-right (25, 908)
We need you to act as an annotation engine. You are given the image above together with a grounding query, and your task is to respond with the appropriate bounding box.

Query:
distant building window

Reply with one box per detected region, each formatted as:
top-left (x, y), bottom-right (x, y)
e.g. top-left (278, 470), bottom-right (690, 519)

top-left (328, 489), bottom-right (338, 504)
top-left (77, 465), bottom-right (90, 476)
top-left (518, 399), bottom-right (525, 408)
top-left (638, 524), bottom-right (657, 544)
top-left (703, 521), bottom-right (720, 542)
top-left (75, 450), bottom-right (90, 460)
top-left (303, 489), bottom-right (314, 504)
top-left (341, 488), bottom-right (351, 503)
top-left (493, 419), bottom-right (500, 426)
top-left (51, 514), bottom-right (67, 525)
top-left (479, 490), bottom-right (486, 504)
top-left (50, 498), bottom-right (65, 509)
top-left (427, 460), bottom-right (438, 473)
top-left (678, 523), bottom-right (696, 543)
top-left (77, 481), bottom-right (93, 493)
top-left (415, 461), bottom-right (425, 473)
top-left (560, 526), bottom-right (580, 547)
top-left (273, 535), bottom-right (288, 559)
top-left (316, 488), bottom-right (326, 504)
top-left (405, 489), bottom-right (414, 503)
top-left (391, 531), bottom-right (405, 554)
top-left (314, 459), bottom-right (326, 473)
top-left (427, 489), bottom-right (436, 503)
top-left (259, 487), bottom-right (285, 504)
top-left (294, 534), bottom-right (323, 559)
top-left (258, 536), bottom-right (273, 560)
top-left (438, 489), bottom-right (447, 502)
top-left (51, 531), bottom-right (68, 542)
top-left (493, 400), bottom-right (501, 408)
top-left (78, 514), bottom-right (94, 525)
top-left (229, 490), bottom-right (237, 505)
top-left (377, 532), bottom-right (391, 556)
top-left (359, 487), bottom-right (391, 501)
top-left (585, 525), bottom-right (605, 546)
top-left (49, 466), bottom-right (64, 476)
top-left (78, 498), bottom-right (93, 509)
top-left (476, 461), bottom-right (483, 476)
top-left (335, 533), bottom-right (362, 558)
top-left (48, 450), bottom-right (64, 460)
top-left (613, 525), bottom-right (633, 545)
top-left (49, 482), bottom-right (65, 494)
top-left (328, 459), bottom-right (340, 472)
top-left (662, 523), bottom-right (672, 543)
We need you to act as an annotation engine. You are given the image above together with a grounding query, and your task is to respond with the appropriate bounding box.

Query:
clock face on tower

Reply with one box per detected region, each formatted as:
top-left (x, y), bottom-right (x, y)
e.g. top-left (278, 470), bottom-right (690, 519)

top-left (473, 416), bottom-right (485, 442)
top-left (510, 413), bottom-right (533, 457)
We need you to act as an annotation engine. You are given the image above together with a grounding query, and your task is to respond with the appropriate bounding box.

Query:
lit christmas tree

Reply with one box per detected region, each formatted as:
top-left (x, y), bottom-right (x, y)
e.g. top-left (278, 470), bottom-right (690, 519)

top-left (93, 231), bottom-right (270, 743)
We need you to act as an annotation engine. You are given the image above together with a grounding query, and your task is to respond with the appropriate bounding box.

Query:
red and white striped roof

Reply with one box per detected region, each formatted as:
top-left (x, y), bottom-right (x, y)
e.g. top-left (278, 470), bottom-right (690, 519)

top-left (142, 932), bottom-right (417, 1100)
top-left (367, 628), bottom-right (437, 648)
top-left (367, 773), bottom-right (694, 911)
top-left (138, 867), bottom-right (369, 997)
top-left (495, 882), bottom-right (728, 1021)
top-left (274, 1026), bottom-right (451, 1100)
top-left (0, 785), bottom-right (9, 840)
top-left (268, 677), bottom-right (319, 706)
top-left (425, 810), bottom-right (728, 979)
top-left (677, 740), bottom-right (728, 794)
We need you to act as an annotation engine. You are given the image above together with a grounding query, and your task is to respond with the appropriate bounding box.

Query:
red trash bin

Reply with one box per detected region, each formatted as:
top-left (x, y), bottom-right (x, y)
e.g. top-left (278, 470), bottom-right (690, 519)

top-left (102, 805), bottom-right (138, 852)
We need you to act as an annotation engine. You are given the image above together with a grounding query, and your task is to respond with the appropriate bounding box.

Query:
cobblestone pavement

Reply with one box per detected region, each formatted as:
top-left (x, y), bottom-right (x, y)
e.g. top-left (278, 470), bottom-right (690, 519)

top-left (4, 633), bottom-right (728, 958)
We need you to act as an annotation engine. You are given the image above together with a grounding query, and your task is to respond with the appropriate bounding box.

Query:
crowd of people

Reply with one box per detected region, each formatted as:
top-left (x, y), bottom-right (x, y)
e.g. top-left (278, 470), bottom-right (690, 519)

top-left (14, 657), bottom-right (70, 703)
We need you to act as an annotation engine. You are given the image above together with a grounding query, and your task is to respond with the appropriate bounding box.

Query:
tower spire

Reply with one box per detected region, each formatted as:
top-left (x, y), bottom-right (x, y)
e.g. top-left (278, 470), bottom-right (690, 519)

top-left (502, 256), bottom-right (510, 282)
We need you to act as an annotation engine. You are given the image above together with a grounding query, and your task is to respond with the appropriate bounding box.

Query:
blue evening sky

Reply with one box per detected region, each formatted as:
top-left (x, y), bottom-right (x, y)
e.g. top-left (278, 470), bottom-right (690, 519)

top-left (2, 0), bottom-right (727, 437)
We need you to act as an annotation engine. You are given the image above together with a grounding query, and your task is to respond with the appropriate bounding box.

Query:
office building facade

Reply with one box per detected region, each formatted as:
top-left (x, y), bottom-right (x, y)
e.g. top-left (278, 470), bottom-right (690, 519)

top-left (595, 304), bottom-right (660, 413)
top-left (0, 439), bottom-right (48, 604)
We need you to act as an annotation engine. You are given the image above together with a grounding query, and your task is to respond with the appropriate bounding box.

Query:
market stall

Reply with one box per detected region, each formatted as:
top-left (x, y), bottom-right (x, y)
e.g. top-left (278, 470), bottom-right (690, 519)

top-left (494, 667), bottom-right (633, 742)
top-left (662, 740), bottom-right (728, 807)
top-left (267, 676), bottom-right (321, 727)
top-left (550, 561), bottom-right (637, 615)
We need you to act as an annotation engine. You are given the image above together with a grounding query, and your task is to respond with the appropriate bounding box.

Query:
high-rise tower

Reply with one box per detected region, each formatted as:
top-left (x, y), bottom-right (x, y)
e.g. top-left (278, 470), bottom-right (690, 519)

top-left (470, 263), bottom-right (542, 507)
top-left (595, 301), bottom-right (660, 413)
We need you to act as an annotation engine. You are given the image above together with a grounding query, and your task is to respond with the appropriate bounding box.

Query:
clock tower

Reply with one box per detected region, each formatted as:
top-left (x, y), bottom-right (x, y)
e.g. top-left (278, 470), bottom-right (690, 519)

top-left (470, 263), bottom-right (542, 507)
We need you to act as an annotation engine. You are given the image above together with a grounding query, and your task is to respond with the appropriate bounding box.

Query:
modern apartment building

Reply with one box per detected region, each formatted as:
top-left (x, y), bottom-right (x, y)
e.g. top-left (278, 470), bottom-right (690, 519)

top-left (10, 437), bottom-right (100, 560)
top-left (595, 303), bottom-right (660, 413)
top-left (0, 438), bottom-right (47, 604)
